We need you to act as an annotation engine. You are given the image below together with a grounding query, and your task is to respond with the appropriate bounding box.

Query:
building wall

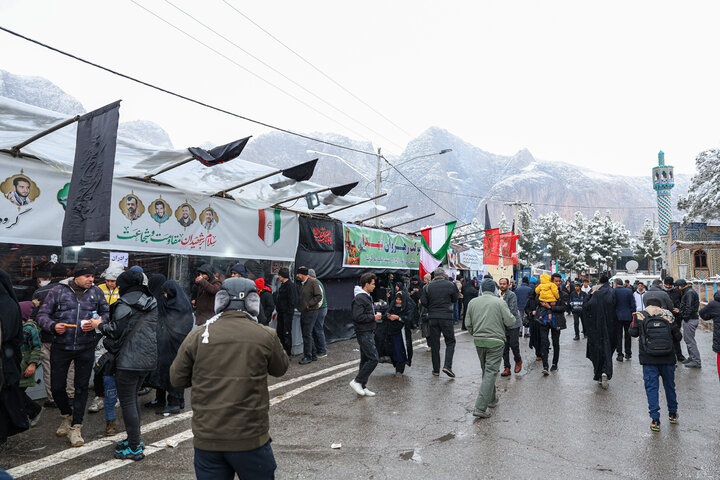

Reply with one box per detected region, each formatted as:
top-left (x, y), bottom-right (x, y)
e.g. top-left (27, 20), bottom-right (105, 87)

top-left (667, 222), bottom-right (720, 280)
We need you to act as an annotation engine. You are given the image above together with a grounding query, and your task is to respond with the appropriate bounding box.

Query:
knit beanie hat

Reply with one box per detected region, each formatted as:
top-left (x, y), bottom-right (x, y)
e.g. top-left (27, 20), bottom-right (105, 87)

top-left (481, 278), bottom-right (496, 293)
top-left (102, 261), bottom-right (125, 281)
top-left (73, 262), bottom-right (96, 277)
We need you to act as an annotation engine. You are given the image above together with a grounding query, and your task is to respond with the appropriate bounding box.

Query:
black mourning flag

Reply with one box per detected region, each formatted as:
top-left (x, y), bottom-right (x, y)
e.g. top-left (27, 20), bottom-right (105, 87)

top-left (188, 136), bottom-right (251, 166)
top-left (61, 101), bottom-right (121, 247)
top-left (271, 158), bottom-right (318, 189)
top-left (330, 182), bottom-right (358, 196)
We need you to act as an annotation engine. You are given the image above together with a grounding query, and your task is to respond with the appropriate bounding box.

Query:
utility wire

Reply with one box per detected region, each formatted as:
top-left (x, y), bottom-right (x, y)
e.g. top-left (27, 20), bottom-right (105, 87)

top-left (221, 0), bottom-right (416, 139)
top-left (130, 1), bottom-right (378, 146)
top-left (162, 0), bottom-right (405, 150)
top-left (0, 25), bottom-right (377, 156)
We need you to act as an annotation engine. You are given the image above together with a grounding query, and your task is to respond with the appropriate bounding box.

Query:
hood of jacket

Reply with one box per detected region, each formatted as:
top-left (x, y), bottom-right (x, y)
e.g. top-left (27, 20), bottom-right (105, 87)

top-left (120, 290), bottom-right (157, 312)
top-left (354, 285), bottom-right (370, 297)
top-left (539, 274), bottom-right (551, 285)
top-left (714, 291), bottom-right (720, 303)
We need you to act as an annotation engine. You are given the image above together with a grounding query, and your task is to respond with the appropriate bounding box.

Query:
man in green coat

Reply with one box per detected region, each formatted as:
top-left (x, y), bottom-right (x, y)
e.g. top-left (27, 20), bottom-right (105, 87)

top-left (465, 279), bottom-right (516, 418)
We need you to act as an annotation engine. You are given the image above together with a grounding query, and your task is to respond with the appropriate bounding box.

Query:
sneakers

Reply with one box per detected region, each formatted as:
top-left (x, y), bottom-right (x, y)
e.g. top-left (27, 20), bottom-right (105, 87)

top-left (155, 405), bottom-right (181, 415)
top-left (432, 371), bottom-right (440, 376)
top-left (573, 335), bottom-right (580, 341)
top-left (137, 387), bottom-right (151, 396)
top-left (363, 388), bottom-right (376, 397)
top-left (684, 361), bottom-right (701, 368)
top-left (349, 380), bottom-right (365, 396)
top-left (115, 446), bottom-right (145, 461)
top-left (29, 407), bottom-right (43, 428)
top-left (105, 420), bottom-right (116, 437)
top-left (625, 353), bottom-right (632, 360)
top-left (43, 400), bottom-right (57, 408)
top-left (472, 408), bottom-right (492, 418)
top-left (650, 418), bottom-right (661, 432)
top-left (500, 367), bottom-right (511, 377)
top-left (680, 358), bottom-right (691, 364)
top-left (144, 399), bottom-right (163, 409)
top-left (600, 373), bottom-right (609, 390)
top-left (442, 367), bottom-right (456, 378)
top-left (56, 414), bottom-right (72, 437)
top-left (616, 354), bottom-right (624, 362)
top-left (550, 364), bottom-right (558, 373)
top-left (426, 346), bottom-right (432, 352)
top-left (535, 356), bottom-right (542, 362)
top-left (541, 368), bottom-right (549, 376)
top-left (88, 396), bottom-right (104, 413)
top-left (669, 412), bottom-right (679, 424)
top-left (298, 357), bottom-right (313, 365)
top-left (68, 424), bottom-right (84, 447)
top-left (316, 352), bottom-right (328, 358)
top-left (514, 361), bottom-right (522, 373)
top-left (487, 400), bottom-right (498, 408)
top-left (116, 440), bottom-right (144, 452)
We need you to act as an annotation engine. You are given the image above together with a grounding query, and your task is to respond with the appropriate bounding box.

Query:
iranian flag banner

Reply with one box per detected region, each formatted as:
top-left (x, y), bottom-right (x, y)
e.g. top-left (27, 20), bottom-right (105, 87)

top-left (258, 208), bottom-right (282, 246)
top-left (419, 221), bottom-right (457, 278)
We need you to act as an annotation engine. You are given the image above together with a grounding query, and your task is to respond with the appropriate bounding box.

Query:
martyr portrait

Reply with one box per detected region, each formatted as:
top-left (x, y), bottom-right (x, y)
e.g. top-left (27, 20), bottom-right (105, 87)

top-left (200, 207), bottom-right (219, 231)
top-left (118, 193), bottom-right (145, 221)
top-left (1, 172), bottom-right (40, 207)
top-left (175, 203), bottom-right (196, 228)
top-left (150, 197), bottom-right (171, 224)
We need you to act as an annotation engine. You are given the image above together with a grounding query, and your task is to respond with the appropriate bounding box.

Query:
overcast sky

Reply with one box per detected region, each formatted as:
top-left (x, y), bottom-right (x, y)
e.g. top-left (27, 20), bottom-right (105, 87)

top-left (2, 0), bottom-right (718, 176)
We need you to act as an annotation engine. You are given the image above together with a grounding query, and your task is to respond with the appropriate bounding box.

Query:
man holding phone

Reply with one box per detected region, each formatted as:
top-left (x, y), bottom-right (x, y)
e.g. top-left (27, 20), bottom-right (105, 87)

top-left (349, 273), bottom-right (382, 397)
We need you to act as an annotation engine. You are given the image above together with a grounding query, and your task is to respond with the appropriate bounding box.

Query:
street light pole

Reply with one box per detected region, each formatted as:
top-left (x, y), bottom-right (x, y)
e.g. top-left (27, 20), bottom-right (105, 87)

top-left (375, 147), bottom-right (382, 227)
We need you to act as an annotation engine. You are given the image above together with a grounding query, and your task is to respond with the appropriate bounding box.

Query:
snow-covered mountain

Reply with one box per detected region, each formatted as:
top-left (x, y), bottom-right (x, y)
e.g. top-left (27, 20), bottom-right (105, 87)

top-left (2, 70), bottom-right (687, 233)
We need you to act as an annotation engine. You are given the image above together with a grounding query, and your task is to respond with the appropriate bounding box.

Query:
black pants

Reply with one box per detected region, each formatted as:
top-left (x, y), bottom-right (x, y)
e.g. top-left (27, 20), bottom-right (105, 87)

top-left (429, 318), bottom-right (456, 372)
top-left (276, 311), bottom-right (293, 355)
top-left (615, 321), bottom-right (632, 356)
top-left (673, 339), bottom-right (685, 360)
top-left (539, 324), bottom-right (560, 369)
top-left (300, 310), bottom-right (318, 359)
top-left (355, 330), bottom-right (378, 388)
top-left (116, 369), bottom-right (148, 449)
top-left (503, 328), bottom-right (522, 368)
top-left (50, 346), bottom-right (95, 426)
top-left (21, 388), bottom-right (42, 419)
top-left (194, 441), bottom-right (276, 480)
top-left (93, 373), bottom-right (105, 398)
top-left (155, 387), bottom-right (185, 408)
top-left (573, 313), bottom-right (584, 337)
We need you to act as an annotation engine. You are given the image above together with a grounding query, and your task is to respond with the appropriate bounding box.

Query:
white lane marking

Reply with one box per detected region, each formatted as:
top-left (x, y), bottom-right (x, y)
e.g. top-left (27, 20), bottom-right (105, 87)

top-left (10, 330), bottom-right (467, 478)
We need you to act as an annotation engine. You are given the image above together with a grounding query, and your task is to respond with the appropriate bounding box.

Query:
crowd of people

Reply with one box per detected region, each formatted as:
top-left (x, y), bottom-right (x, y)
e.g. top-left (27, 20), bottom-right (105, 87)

top-left (2, 258), bottom-right (720, 479)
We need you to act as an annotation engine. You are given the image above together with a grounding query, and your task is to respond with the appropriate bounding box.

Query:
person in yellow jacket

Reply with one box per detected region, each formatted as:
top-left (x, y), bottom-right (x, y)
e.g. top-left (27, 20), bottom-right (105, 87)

top-left (98, 262), bottom-right (124, 305)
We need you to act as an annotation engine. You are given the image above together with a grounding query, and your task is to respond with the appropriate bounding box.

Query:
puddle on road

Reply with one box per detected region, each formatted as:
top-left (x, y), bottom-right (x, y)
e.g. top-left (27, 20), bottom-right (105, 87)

top-left (434, 433), bottom-right (456, 443)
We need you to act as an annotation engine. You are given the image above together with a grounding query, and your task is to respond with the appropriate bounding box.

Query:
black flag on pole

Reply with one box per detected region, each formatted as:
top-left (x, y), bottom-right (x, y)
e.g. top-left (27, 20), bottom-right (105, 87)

top-left (61, 101), bottom-right (121, 247)
top-left (188, 136), bottom-right (251, 166)
top-left (271, 159), bottom-right (318, 189)
top-left (322, 181), bottom-right (359, 205)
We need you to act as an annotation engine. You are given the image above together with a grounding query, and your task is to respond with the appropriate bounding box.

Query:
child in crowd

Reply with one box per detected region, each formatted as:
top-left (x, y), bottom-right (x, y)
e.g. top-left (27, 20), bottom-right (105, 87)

top-left (535, 274), bottom-right (559, 325)
top-left (19, 301), bottom-right (43, 427)
top-left (630, 297), bottom-right (682, 432)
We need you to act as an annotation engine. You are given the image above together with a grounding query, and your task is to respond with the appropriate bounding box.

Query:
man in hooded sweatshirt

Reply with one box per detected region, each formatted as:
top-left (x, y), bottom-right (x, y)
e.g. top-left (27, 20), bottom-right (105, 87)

top-left (349, 273), bottom-right (382, 397)
top-left (465, 278), bottom-right (516, 418)
top-left (171, 277), bottom-right (288, 479)
top-left (37, 262), bottom-right (110, 447)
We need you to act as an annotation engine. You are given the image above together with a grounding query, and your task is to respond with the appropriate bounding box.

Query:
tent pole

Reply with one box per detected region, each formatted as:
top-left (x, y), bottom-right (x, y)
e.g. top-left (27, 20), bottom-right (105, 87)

top-left (219, 169), bottom-right (283, 196)
top-left (387, 213), bottom-right (435, 229)
top-left (327, 193), bottom-right (387, 215)
top-left (272, 187), bottom-right (331, 207)
top-left (10, 115), bottom-right (80, 156)
top-left (409, 222), bottom-right (470, 235)
top-left (356, 205), bottom-right (408, 224)
top-left (145, 157), bottom-right (195, 179)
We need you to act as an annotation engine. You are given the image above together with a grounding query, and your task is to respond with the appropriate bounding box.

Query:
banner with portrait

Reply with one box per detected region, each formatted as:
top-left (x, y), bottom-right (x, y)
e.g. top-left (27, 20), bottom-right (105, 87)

top-left (342, 223), bottom-right (420, 269)
top-left (0, 154), bottom-right (299, 260)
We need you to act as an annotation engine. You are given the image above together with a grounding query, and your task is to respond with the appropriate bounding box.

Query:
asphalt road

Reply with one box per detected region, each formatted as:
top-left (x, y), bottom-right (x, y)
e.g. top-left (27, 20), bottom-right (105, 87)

top-left (2, 317), bottom-right (719, 479)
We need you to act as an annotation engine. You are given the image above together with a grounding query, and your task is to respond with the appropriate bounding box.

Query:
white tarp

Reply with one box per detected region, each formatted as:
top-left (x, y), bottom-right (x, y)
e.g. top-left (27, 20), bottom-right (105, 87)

top-left (0, 153), bottom-right (299, 260)
top-left (0, 96), bottom-right (378, 220)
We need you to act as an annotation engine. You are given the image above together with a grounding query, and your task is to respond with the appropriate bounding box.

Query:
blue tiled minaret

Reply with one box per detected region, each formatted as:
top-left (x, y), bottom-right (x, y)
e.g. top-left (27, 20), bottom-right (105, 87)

top-left (652, 151), bottom-right (674, 270)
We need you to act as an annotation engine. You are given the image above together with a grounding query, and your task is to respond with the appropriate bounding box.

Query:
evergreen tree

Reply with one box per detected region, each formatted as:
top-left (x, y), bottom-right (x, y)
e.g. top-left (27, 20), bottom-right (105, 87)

top-left (678, 149), bottom-right (720, 221)
top-left (499, 212), bottom-right (509, 233)
top-left (566, 211), bottom-right (591, 275)
top-left (517, 203), bottom-right (542, 266)
top-left (536, 211), bottom-right (570, 269)
top-left (635, 218), bottom-right (663, 274)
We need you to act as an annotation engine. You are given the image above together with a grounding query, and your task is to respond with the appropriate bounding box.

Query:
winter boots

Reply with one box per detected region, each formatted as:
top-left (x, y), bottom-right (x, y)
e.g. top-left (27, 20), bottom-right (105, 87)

top-left (56, 414), bottom-right (72, 437)
top-left (68, 424), bottom-right (84, 447)
top-left (105, 420), bottom-right (117, 437)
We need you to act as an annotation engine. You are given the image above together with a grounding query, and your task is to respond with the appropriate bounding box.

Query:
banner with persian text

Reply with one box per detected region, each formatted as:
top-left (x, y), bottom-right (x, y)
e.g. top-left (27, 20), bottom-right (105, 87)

top-left (342, 223), bottom-right (420, 269)
top-left (0, 154), bottom-right (299, 260)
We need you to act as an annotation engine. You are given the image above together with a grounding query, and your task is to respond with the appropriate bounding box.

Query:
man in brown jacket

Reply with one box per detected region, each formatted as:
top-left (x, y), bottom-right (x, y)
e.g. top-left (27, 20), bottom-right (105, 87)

top-left (193, 264), bottom-right (222, 326)
top-left (296, 266), bottom-right (323, 365)
top-left (171, 277), bottom-right (288, 480)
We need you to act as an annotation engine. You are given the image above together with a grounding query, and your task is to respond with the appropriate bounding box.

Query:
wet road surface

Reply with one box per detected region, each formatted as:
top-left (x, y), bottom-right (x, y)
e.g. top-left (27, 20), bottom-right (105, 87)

top-left (3, 318), bottom-right (719, 479)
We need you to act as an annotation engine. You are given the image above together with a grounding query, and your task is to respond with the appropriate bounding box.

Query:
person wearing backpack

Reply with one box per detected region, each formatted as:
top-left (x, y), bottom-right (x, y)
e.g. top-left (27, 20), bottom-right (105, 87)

top-left (629, 297), bottom-right (682, 433)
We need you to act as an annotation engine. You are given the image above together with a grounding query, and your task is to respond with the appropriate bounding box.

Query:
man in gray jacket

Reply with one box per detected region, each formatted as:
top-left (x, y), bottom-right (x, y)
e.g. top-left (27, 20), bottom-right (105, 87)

top-left (500, 278), bottom-right (523, 376)
top-left (465, 279), bottom-right (516, 418)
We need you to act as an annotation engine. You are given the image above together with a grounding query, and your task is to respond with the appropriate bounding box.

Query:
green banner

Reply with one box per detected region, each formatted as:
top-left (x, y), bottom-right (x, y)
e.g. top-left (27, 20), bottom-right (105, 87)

top-left (342, 223), bottom-right (420, 269)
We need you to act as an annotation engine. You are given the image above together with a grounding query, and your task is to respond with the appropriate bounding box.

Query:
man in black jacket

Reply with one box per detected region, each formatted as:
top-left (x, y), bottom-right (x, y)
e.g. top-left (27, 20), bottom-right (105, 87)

top-left (664, 277), bottom-right (686, 362)
top-left (699, 291), bottom-right (720, 379)
top-left (349, 273), bottom-right (382, 397)
top-left (420, 267), bottom-right (459, 378)
top-left (675, 279), bottom-right (701, 368)
top-left (584, 275), bottom-right (617, 389)
top-left (536, 273), bottom-right (569, 375)
top-left (273, 268), bottom-right (297, 356)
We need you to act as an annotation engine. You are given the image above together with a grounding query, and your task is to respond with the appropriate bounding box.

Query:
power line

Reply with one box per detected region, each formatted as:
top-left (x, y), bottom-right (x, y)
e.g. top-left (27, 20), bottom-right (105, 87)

top-left (161, 0), bottom-right (405, 150)
top-left (129, 1), bottom-right (380, 146)
top-left (0, 25), bottom-right (377, 157)
top-left (221, 0), bottom-right (416, 139)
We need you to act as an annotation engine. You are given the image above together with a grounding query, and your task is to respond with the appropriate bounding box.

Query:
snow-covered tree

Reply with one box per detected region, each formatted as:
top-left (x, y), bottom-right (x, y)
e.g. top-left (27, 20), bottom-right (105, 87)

top-left (585, 211), bottom-right (631, 274)
top-left (498, 212), bottom-right (510, 233)
top-left (678, 149), bottom-right (720, 222)
top-left (635, 218), bottom-right (663, 274)
top-left (565, 211), bottom-right (591, 275)
top-left (452, 217), bottom-right (483, 247)
top-left (536, 211), bottom-right (571, 267)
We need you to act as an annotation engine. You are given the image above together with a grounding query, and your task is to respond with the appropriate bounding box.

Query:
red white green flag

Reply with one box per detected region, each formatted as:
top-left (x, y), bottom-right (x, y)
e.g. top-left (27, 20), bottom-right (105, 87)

top-left (258, 208), bottom-right (282, 246)
top-left (419, 221), bottom-right (457, 278)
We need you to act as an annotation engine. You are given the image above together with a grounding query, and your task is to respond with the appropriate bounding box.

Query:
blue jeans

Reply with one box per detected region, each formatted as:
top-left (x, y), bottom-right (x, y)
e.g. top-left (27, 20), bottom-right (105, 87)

top-left (103, 375), bottom-right (117, 421)
top-left (355, 330), bottom-right (378, 388)
top-left (312, 307), bottom-right (328, 356)
top-left (194, 440), bottom-right (276, 480)
top-left (643, 364), bottom-right (677, 420)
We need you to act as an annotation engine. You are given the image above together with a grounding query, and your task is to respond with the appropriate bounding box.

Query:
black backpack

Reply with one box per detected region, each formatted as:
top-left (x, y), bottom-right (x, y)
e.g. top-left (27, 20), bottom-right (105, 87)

top-left (639, 311), bottom-right (674, 356)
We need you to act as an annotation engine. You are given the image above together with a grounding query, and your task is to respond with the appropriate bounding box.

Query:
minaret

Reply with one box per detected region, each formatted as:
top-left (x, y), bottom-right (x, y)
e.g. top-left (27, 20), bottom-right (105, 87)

top-left (652, 151), bottom-right (674, 270)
